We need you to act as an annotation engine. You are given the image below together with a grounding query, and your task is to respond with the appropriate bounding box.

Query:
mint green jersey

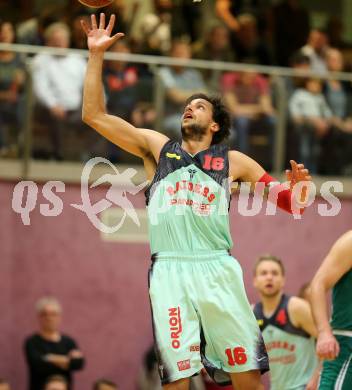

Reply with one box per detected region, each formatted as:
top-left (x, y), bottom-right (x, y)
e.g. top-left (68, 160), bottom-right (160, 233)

top-left (145, 140), bottom-right (232, 253)
top-left (331, 268), bottom-right (352, 331)
top-left (254, 295), bottom-right (318, 390)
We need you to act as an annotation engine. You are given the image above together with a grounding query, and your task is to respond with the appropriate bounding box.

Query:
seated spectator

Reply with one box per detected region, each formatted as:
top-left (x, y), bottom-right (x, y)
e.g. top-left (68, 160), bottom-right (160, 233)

top-left (233, 14), bottom-right (271, 65)
top-left (270, 0), bottom-right (310, 67)
top-left (31, 22), bottom-right (87, 160)
top-left (0, 20), bottom-right (26, 156)
top-left (324, 48), bottom-right (350, 119)
top-left (285, 51), bottom-right (311, 97)
top-left (300, 29), bottom-right (329, 74)
top-left (171, 0), bottom-right (203, 43)
top-left (24, 297), bottom-right (85, 390)
top-left (0, 379), bottom-right (10, 390)
top-left (222, 71), bottom-right (275, 165)
top-left (289, 77), bottom-right (332, 173)
top-left (215, 0), bottom-right (269, 47)
top-left (93, 379), bottom-right (118, 390)
top-left (193, 24), bottom-right (235, 90)
top-left (136, 0), bottom-right (172, 56)
top-left (16, 5), bottom-right (62, 46)
top-left (159, 39), bottom-right (207, 139)
top-left (103, 38), bottom-right (156, 160)
top-left (68, 11), bottom-right (91, 50)
top-left (44, 376), bottom-right (68, 390)
top-left (104, 39), bottom-right (139, 120)
top-left (193, 24), bottom-right (235, 63)
top-left (321, 48), bottom-right (352, 174)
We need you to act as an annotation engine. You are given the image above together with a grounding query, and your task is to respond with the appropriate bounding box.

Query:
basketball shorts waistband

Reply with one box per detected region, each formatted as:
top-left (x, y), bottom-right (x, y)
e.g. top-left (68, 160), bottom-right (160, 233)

top-left (151, 250), bottom-right (231, 262)
top-left (333, 330), bottom-right (352, 337)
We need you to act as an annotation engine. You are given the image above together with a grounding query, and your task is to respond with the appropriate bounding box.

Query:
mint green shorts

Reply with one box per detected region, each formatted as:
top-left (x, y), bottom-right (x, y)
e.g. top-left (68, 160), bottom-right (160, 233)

top-left (148, 250), bottom-right (269, 385)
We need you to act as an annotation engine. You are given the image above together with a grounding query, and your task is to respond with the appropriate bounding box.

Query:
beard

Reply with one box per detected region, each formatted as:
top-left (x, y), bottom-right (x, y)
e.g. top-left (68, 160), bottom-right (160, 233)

top-left (181, 122), bottom-right (207, 141)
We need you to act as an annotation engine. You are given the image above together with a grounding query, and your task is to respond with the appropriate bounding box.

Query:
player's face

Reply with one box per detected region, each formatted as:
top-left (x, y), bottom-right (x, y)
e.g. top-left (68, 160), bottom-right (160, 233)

top-left (181, 99), bottom-right (215, 141)
top-left (254, 260), bottom-right (285, 298)
top-left (38, 304), bottom-right (62, 332)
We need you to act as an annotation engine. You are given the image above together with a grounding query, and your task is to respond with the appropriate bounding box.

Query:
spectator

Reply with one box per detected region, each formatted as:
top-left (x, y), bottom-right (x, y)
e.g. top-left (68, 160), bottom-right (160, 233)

top-left (68, 11), bottom-right (91, 50)
top-left (0, 379), bottom-right (10, 390)
top-left (93, 379), bottom-right (118, 390)
top-left (289, 77), bottom-right (332, 173)
top-left (44, 375), bottom-right (68, 390)
top-left (233, 14), bottom-right (271, 65)
top-left (104, 39), bottom-right (139, 119)
top-left (321, 48), bottom-right (352, 174)
top-left (193, 24), bottom-right (234, 63)
top-left (103, 38), bottom-right (156, 157)
top-left (270, 0), bottom-right (310, 66)
top-left (300, 29), bottom-right (329, 74)
top-left (171, 0), bottom-right (203, 43)
top-left (193, 24), bottom-right (235, 90)
top-left (324, 48), bottom-right (349, 119)
top-left (159, 39), bottom-right (207, 138)
top-left (32, 22), bottom-right (87, 160)
top-left (0, 20), bottom-right (26, 155)
top-left (215, 0), bottom-right (269, 34)
top-left (215, 0), bottom-right (241, 36)
top-left (136, 0), bottom-right (172, 56)
top-left (285, 51), bottom-right (311, 97)
top-left (222, 71), bottom-right (275, 163)
top-left (16, 5), bottom-right (62, 46)
top-left (24, 296), bottom-right (85, 390)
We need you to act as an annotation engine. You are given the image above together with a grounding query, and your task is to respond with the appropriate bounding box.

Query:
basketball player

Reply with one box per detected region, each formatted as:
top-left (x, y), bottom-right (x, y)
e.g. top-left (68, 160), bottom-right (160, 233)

top-left (80, 13), bottom-right (311, 390)
top-left (310, 231), bottom-right (352, 389)
top-left (253, 255), bottom-right (319, 390)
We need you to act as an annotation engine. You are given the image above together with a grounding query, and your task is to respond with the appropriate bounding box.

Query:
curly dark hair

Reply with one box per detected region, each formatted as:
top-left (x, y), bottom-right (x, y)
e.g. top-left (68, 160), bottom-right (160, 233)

top-left (184, 93), bottom-right (231, 145)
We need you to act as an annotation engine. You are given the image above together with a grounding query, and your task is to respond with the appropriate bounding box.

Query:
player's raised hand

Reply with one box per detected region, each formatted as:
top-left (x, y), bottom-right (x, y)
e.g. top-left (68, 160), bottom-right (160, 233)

top-left (285, 160), bottom-right (312, 189)
top-left (316, 330), bottom-right (340, 360)
top-left (80, 13), bottom-right (124, 53)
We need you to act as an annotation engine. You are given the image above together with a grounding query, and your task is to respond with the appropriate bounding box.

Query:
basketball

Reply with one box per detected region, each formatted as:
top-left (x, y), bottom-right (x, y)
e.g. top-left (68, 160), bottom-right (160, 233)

top-left (77, 0), bottom-right (113, 8)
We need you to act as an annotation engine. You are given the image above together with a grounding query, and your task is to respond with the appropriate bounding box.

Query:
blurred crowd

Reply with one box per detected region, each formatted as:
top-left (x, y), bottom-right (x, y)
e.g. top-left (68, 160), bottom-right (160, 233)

top-left (1, 0), bottom-right (352, 174)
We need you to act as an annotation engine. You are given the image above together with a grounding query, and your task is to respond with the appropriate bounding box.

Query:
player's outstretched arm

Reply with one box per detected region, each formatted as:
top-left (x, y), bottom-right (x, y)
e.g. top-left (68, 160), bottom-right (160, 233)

top-left (81, 13), bottom-right (168, 160)
top-left (310, 231), bottom-right (352, 360)
top-left (229, 151), bottom-right (311, 214)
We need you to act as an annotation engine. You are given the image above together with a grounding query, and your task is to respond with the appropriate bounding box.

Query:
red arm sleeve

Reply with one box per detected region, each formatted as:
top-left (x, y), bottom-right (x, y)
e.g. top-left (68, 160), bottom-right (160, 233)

top-left (258, 172), bottom-right (305, 215)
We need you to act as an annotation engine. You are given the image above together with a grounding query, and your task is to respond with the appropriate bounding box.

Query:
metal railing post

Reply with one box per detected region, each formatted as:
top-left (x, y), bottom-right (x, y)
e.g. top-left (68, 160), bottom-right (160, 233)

top-left (153, 68), bottom-right (166, 133)
top-left (272, 75), bottom-right (288, 175)
top-left (21, 61), bottom-right (34, 179)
